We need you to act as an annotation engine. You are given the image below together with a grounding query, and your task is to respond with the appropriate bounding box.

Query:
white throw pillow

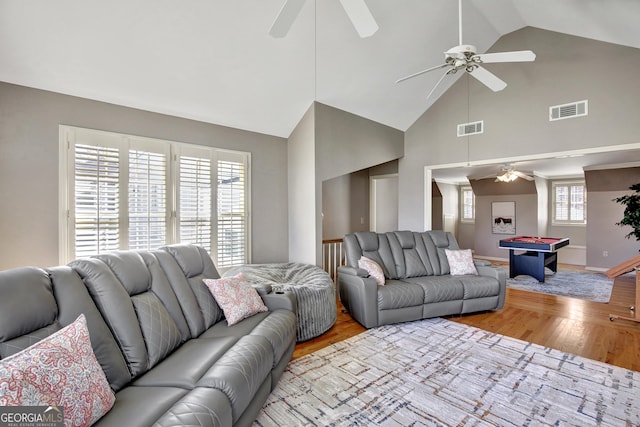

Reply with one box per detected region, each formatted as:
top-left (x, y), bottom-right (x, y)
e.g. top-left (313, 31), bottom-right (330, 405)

top-left (445, 249), bottom-right (479, 276)
top-left (358, 256), bottom-right (386, 286)
top-left (203, 274), bottom-right (268, 326)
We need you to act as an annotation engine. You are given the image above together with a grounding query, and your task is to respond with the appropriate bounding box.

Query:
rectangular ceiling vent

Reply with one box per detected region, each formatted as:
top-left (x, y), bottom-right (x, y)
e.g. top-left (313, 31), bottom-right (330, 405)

top-left (457, 120), bottom-right (483, 137)
top-left (549, 100), bottom-right (588, 121)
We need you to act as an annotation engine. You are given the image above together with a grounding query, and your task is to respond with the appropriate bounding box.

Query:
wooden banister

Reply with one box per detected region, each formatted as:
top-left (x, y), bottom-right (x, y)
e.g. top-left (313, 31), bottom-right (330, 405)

top-left (607, 253), bottom-right (640, 324)
top-left (605, 253), bottom-right (640, 278)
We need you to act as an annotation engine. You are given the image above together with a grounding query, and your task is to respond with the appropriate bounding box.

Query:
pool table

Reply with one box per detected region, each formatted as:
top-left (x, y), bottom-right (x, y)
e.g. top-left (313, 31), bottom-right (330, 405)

top-left (499, 236), bottom-right (570, 282)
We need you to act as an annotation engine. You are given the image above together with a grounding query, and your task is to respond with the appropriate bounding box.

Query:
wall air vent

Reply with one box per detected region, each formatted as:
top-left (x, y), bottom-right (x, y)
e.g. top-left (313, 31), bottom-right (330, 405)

top-left (549, 100), bottom-right (588, 121)
top-left (457, 120), bottom-right (483, 137)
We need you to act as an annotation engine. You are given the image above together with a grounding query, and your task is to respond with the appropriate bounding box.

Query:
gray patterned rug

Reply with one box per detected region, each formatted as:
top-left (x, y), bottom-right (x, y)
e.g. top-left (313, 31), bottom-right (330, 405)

top-left (254, 318), bottom-right (639, 426)
top-left (506, 270), bottom-right (614, 303)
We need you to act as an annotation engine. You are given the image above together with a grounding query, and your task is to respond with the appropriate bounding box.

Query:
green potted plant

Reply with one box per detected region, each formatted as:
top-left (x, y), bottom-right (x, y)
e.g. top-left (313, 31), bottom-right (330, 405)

top-left (614, 183), bottom-right (640, 242)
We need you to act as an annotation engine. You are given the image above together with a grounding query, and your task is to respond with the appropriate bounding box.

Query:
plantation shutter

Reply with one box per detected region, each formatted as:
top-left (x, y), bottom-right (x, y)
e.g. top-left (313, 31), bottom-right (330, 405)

top-left (555, 185), bottom-right (569, 221)
top-left (74, 143), bottom-right (121, 258)
top-left (178, 153), bottom-right (213, 252)
top-left (570, 184), bottom-right (585, 221)
top-left (63, 126), bottom-right (251, 264)
top-left (217, 153), bottom-right (248, 267)
top-left (553, 181), bottom-right (586, 224)
top-left (128, 144), bottom-right (168, 250)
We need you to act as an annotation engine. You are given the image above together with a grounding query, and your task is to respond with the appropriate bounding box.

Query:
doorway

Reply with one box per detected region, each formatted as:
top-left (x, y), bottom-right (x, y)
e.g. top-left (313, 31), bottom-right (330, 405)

top-left (370, 174), bottom-right (398, 232)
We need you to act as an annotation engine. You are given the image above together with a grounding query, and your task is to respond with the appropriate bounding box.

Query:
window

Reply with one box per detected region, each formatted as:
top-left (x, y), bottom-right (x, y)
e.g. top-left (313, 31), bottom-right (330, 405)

top-left (461, 186), bottom-right (475, 222)
top-left (552, 181), bottom-right (586, 225)
top-left (60, 126), bottom-right (250, 268)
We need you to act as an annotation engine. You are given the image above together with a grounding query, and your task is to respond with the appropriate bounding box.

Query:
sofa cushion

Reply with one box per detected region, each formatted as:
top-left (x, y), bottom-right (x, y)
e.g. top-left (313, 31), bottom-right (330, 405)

top-left (161, 245), bottom-right (225, 331)
top-left (131, 292), bottom-right (183, 367)
top-left (445, 249), bottom-right (478, 276)
top-left (70, 258), bottom-right (153, 377)
top-left (48, 267), bottom-right (132, 392)
top-left (388, 231), bottom-right (430, 278)
top-left (403, 275), bottom-right (465, 303)
top-left (198, 335), bottom-right (274, 422)
top-left (0, 267), bottom-right (58, 353)
top-left (347, 232), bottom-right (398, 279)
top-left (425, 230), bottom-right (460, 275)
top-left (0, 314), bottom-right (115, 426)
top-left (203, 275), bottom-right (268, 326)
top-left (133, 337), bottom-right (238, 388)
top-left (358, 256), bottom-right (385, 286)
top-left (377, 280), bottom-right (424, 310)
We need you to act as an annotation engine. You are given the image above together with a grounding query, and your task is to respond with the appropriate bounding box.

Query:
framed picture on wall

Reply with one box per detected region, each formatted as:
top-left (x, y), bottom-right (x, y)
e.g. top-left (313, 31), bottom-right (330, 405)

top-left (492, 201), bottom-right (516, 234)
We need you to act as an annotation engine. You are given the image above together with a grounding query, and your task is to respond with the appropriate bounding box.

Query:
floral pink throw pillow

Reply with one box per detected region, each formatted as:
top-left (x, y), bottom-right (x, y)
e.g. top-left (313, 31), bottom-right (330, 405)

top-left (0, 314), bottom-right (116, 427)
top-left (203, 274), bottom-right (268, 326)
top-left (445, 249), bottom-right (479, 276)
top-left (358, 256), bottom-right (386, 286)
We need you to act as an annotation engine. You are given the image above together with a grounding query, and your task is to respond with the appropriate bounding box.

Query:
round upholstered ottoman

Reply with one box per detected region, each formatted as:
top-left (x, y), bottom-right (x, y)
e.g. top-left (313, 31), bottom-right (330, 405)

top-left (224, 263), bottom-right (336, 341)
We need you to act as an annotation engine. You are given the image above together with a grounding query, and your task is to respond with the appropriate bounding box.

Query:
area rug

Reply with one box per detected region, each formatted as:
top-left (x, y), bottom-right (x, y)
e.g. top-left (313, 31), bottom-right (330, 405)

top-left (506, 270), bottom-right (614, 303)
top-left (254, 318), bottom-right (639, 426)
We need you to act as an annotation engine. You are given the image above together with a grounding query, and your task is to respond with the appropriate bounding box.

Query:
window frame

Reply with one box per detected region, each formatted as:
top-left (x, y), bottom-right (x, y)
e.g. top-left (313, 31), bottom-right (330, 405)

top-left (59, 125), bottom-right (251, 268)
top-left (552, 180), bottom-right (587, 226)
top-left (460, 185), bottom-right (475, 223)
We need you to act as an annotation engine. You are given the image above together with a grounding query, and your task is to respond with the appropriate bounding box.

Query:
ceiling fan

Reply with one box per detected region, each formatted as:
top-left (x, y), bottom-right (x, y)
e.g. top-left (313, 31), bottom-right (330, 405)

top-left (396, 0), bottom-right (536, 99)
top-left (493, 164), bottom-right (535, 182)
top-left (269, 0), bottom-right (378, 38)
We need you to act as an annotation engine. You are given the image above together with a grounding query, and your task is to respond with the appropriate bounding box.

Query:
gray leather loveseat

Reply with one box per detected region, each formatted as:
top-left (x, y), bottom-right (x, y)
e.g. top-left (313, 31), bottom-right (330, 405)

top-left (0, 244), bottom-right (297, 426)
top-left (338, 230), bottom-right (506, 328)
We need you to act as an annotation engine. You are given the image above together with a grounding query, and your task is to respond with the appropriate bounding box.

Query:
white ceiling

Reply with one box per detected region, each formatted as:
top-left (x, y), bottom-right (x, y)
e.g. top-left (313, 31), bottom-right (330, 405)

top-left (1, 0), bottom-right (639, 180)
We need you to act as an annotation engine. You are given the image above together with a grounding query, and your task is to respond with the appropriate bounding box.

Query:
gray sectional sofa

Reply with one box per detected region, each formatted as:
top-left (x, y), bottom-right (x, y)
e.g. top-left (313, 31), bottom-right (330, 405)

top-left (338, 230), bottom-right (506, 328)
top-left (0, 244), bottom-right (297, 427)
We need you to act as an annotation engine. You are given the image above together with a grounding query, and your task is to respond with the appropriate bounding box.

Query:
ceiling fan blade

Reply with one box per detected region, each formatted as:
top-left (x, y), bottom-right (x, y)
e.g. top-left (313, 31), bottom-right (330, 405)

top-left (339, 0), bottom-right (379, 38)
top-left (269, 0), bottom-right (306, 38)
top-left (396, 63), bottom-right (449, 84)
top-left (513, 171), bottom-right (535, 181)
top-left (476, 50), bottom-right (536, 64)
top-left (426, 69), bottom-right (452, 100)
top-left (469, 66), bottom-right (507, 92)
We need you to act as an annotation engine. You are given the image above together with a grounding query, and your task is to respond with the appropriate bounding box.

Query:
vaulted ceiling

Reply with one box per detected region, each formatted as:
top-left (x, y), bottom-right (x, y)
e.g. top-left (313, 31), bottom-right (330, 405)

top-left (1, 0), bottom-right (639, 141)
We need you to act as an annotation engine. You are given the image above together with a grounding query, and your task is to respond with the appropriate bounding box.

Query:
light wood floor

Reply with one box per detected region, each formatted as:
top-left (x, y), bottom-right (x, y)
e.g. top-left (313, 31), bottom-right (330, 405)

top-left (294, 265), bottom-right (640, 372)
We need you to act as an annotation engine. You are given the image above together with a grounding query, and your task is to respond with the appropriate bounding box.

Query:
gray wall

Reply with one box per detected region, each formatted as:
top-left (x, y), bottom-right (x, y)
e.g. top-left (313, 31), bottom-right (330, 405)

top-left (585, 167), bottom-right (640, 268)
top-left (315, 103), bottom-right (404, 182)
top-left (321, 160), bottom-right (399, 241)
top-left (0, 82), bottom-right (289, 269)
top-left (287, 104), bottom-right (319, 265)
top-left (289, 102), bottom-right (403, 264)
top-left (470, 179), bottom-right (538, 259)
top-left (401, 27), bottom-right (640, 231)
top-left (322, 170), bottom-right (369, 240)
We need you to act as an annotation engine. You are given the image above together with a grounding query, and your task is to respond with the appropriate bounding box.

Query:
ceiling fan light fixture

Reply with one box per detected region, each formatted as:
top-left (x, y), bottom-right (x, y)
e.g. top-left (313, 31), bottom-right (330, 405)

top-left (496, 171), bottom-right (518, 182)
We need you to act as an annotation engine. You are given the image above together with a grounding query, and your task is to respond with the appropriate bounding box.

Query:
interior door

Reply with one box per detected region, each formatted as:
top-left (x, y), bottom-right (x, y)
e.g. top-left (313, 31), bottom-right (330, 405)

top-left (370, 174), bottom-right (398, 232)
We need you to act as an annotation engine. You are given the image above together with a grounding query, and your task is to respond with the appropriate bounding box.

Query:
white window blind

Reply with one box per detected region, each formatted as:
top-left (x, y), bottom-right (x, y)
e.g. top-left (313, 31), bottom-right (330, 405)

top-left (61, 126), bottom-right (250, 266)
top-left (178, 155), bottom-right (212, 252)
top-left (128, 149), bottom-right (167, 250)
top-left (74, 144), bottom-right (120, 258)
top-left (217, 157), bottom-right (247, 267)
top-left (461, 186), bottom-right (475, 222)
top-left (553, 181), bottom-right (586, 224)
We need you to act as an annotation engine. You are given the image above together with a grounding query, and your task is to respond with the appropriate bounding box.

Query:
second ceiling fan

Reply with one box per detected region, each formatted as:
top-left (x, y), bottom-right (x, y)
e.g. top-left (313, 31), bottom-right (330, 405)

top-left (396, 0), bottom-right (536, 99)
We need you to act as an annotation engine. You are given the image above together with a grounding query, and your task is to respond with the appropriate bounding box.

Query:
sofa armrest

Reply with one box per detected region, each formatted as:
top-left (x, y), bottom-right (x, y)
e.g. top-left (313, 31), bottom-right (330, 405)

top-left (261, 290), bottom-right (297, 313)
top-left (476, 265), bottom-right (507, 309)
top-left (251, 282), bottom-right (272, 296)
top-left (337, 265), bottom-right (369, 278)
top-left (337, 268), bottom-right (379, 329)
